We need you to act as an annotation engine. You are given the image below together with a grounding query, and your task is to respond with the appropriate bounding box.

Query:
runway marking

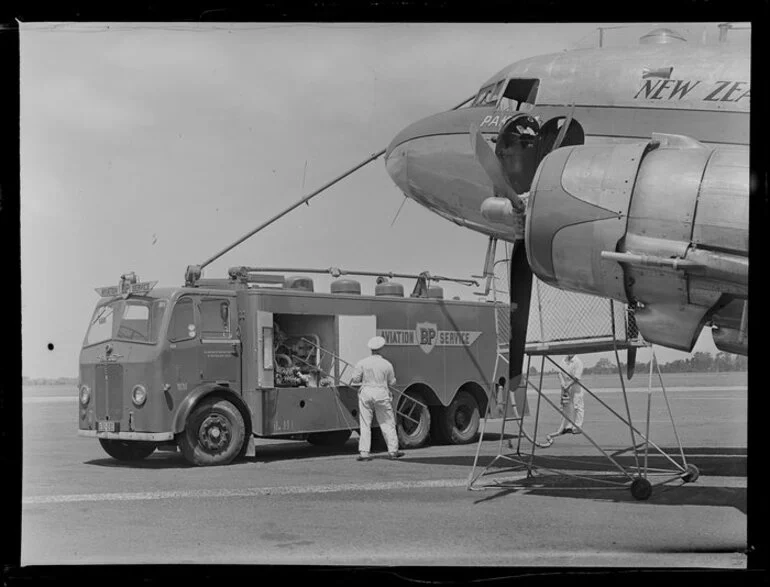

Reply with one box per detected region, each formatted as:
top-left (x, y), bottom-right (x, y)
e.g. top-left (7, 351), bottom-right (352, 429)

top-left (22, 478), bottom-right (469, 505)
top-left (23, 397), bottom-right (78, 404)
top-left (21, 474), bottom-right (745, 506)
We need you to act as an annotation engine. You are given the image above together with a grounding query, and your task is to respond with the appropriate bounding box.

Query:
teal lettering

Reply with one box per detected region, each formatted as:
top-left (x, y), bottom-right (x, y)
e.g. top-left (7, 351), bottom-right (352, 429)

top-left (721, 81), bottom-right (747, 102)
top-left (634, 79), bottom-right (662, 99)
top-left (649, 79), bottom-right (673, 100)
top-left (703, 80), bottom-right (731, 102)
top-left (668, 79), bottom-right (701, 100)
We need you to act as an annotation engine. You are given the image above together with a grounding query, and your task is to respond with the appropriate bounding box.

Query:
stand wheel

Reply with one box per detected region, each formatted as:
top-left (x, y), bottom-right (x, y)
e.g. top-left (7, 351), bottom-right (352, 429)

top-left (682, 463), bottom-right (700, 483)
top-left (630, 477), bottom-right (652, 501)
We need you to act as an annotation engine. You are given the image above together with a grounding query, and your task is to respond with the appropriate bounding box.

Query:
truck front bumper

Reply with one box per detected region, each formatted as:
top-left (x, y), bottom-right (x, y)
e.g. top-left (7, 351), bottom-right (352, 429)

top-left (78, 430), bottom-right (175, 441)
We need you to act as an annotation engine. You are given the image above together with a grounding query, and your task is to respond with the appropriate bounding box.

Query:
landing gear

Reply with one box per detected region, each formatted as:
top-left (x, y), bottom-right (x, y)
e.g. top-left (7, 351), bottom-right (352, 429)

top-left (682, 463), bottom-right (700, 483)
top-left (630, 477), bottom-right (653, 501)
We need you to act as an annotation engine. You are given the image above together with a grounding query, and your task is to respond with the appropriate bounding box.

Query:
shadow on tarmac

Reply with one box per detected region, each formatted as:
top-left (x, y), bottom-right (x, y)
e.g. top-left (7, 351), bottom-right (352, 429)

top-left (467, 473), bottom-right (747, 514)
top-left (83, 440), bottom-right (368, 469)
top-left (449, 446), bottom-right (747, 513)
top-left (403, 446), bottom-right (747, 477)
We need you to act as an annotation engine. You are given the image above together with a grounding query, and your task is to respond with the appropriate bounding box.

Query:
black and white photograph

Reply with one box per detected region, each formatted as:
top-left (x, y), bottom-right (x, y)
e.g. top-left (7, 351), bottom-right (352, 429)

top-left (19, 20), bottom-right (750, 569)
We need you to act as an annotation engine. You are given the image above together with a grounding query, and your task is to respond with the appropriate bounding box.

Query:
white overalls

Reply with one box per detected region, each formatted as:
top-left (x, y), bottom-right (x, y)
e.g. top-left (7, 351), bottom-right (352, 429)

top-left (557, 355), bottom-right (585, 432)
top-left (350, 354), bottom-right (399, 455)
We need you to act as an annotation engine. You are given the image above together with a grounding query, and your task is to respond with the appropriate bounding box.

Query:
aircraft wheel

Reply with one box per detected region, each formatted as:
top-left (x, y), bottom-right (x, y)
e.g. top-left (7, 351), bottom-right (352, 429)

top-left (306, 430), bottom-right (353, 446)
top-left (98, 438), bottom-right (156, 461)
top-left (396, 392), bottom-right (431, 448)
top-left (630, 477), bottom-right (652, 501)
top-left (179, 397), bottom-right (246, 466)
top-left (682, 463), bottom-right (700, 483)
top-left (439, 391), bottom-right (480, 445)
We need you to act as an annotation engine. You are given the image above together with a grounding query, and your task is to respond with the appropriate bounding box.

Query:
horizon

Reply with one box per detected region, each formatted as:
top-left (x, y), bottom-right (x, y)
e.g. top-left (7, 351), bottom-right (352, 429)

top-left (23, 348), bottom-right (747, 380)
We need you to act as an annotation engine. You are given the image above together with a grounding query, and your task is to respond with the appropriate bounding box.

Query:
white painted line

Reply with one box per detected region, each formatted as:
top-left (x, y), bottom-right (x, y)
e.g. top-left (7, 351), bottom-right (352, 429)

top-left (21, 473), bottom-right (746, 506)
top-left (22, 478), bottom-right (469, 505)
top-left (23, 397), bottom-right (78, 404)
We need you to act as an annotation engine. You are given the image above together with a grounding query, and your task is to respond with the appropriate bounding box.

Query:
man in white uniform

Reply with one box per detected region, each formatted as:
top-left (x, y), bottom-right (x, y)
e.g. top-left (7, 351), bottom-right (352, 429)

top-left (552, 353), bottom-right (584, 436)
top-left (350, 336), bottom-right (404, 461)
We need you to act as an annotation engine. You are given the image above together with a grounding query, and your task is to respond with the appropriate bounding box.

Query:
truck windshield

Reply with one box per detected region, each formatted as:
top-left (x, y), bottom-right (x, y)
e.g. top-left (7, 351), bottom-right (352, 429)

top-left (85, 298), bottom-right (167, 346)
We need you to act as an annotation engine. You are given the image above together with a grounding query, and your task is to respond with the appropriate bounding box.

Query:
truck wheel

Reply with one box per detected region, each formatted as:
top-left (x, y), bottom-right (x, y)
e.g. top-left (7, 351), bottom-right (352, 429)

top-left (439, 391), bottom-right (480, 445)
top-left (306, 430), bottom-right (352, 446)
top-left (396, 392), bottom-right (431, 448)
top-left (179, 397), bottom-right (246, 466)
top-left (98, 438), bottom-right (156, 461)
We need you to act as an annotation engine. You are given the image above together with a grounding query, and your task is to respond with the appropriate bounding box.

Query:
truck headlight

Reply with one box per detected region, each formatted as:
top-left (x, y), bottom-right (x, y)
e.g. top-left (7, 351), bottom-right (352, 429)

top-left (131, 384), bottom-right (147, 406)
top-left (79, 385), bottom-right (91, 406)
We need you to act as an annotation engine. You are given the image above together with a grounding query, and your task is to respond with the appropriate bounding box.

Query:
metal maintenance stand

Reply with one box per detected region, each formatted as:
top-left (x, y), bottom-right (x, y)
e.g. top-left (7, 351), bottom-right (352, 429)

top-left (467, 263), bottom-right (699, 501)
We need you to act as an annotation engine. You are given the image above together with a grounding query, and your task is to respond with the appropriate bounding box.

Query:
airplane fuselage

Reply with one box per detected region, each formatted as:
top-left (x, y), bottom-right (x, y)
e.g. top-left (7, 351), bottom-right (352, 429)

top-left (385, 39), bottom-right (749, 355)
top-left (385, 42), bottom-right (749, 241)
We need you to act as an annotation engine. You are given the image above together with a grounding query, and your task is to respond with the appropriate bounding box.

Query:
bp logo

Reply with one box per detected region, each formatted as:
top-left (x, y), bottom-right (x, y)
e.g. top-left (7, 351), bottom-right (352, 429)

top-left (377, 324), bottom-right (482, 355)
top-left (416, 322), bottom-right (438, 354)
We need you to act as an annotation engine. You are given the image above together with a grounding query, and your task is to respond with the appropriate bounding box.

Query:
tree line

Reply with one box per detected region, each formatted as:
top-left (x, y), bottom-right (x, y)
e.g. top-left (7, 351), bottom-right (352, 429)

top-left (23, 376), bottom-right (79, 386)
top-left (530, 351), bottom-right (747, 376)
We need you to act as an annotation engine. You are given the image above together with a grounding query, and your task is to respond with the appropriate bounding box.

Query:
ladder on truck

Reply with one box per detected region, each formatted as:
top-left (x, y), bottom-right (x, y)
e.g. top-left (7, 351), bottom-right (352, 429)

top-left (293, 337), bottom-right (428, 426)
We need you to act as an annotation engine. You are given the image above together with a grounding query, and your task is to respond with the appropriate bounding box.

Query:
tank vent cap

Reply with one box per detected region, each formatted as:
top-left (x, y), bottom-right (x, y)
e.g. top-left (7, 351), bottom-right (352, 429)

top-left (375, 282), bottom-right (405, 297)
top-left (285, 275), bottom-right (314, 292)
top-left (331, 278), bottom-right (362, 295)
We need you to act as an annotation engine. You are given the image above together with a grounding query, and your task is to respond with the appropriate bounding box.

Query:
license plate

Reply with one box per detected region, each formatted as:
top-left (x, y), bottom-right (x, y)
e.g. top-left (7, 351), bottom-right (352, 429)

top-left (97, 421), bottom-right (117, 433)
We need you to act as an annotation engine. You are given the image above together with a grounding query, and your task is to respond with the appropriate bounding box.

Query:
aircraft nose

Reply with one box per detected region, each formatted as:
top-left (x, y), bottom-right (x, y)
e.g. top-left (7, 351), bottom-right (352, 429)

top-left (385, 145), bottom-right (410, 197)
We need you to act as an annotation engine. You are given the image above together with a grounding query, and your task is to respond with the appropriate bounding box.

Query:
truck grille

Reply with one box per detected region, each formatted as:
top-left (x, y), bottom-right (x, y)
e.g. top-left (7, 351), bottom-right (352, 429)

top-left (95, 364), bottom-right (124, 421)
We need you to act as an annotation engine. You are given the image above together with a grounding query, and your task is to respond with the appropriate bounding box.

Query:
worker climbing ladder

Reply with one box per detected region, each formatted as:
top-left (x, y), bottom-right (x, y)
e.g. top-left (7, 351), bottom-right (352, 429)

top-left (293, 337), bottom-right (428, 427)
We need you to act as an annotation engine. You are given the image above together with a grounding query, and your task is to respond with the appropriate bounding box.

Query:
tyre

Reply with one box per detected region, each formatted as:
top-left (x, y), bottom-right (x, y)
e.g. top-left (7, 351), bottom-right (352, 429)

top-left (396, 392), bottom-right (431, 448)
top-left (630, 477), bottom-right (652, 501)
top-left (98, 438), bottom-right (156, 461)
top-left (306, 430), bottom-right (353, 446)
top-left (438, 390), bottom-right (480, 445)
top-left (178, 396), bottom-right (246, 466)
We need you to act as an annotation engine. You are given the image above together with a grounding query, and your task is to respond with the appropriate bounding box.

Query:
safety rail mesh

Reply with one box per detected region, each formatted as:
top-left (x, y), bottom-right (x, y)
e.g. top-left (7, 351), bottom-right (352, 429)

top-left (491, 260), bottom-right (639, 346)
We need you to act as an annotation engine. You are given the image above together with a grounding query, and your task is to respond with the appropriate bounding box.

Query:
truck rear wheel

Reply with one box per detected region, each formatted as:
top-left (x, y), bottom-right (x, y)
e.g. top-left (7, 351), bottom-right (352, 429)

top-left (396, 392), bottom-right (431, 448)
top-left (306, 430), bottom-right (352, 446)
top-left (179, 397), bottom-right (246, 466)
top-left (98, 438), bottom-right (156, 461)
top-left (439, 391), bottom-right (480, 445)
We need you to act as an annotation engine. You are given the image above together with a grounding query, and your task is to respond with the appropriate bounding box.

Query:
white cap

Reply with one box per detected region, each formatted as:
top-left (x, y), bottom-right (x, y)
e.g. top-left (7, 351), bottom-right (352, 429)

top-left (367, 336), bottom-right (386, 351)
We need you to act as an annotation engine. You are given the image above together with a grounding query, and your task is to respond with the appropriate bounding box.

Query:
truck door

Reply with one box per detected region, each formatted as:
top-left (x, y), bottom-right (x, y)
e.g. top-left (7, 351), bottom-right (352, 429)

top-left (198, 297), bottom-right (240, 388)
top-left (255, 310), bottom-right (274, 388)
top-left (167, 296), bottom-right (200, 394)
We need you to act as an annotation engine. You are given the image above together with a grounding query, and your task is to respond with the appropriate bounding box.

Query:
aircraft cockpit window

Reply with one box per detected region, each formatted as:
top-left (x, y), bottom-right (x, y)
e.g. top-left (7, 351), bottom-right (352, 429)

top-left (498, 79), bottom-right (540, 112)
top-left (472, 80), bottom-right (505, 107)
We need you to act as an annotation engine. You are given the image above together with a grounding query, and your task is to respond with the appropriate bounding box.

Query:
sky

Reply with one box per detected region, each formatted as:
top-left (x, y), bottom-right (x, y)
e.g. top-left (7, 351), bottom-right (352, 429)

top-left (20, 22), bottom-right (746, 378)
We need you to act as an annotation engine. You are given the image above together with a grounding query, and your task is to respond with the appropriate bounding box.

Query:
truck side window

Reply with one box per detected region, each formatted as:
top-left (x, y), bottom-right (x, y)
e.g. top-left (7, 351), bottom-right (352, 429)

top-left (168, 297), bottom-right (196, 342)
top-left (200, 298), bottom-right (232, 338)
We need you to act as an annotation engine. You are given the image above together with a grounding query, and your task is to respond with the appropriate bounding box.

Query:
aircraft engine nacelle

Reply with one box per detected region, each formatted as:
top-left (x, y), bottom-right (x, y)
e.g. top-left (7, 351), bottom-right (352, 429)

top-left (526, 134), bottom-right (748, 352)
top-left (710, 299), bottom-right (748, 356)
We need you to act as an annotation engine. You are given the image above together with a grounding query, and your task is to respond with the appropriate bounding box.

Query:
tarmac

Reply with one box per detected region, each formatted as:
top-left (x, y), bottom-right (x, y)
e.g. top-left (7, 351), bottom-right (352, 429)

top-left (21, 385), bottom-right (747, 567)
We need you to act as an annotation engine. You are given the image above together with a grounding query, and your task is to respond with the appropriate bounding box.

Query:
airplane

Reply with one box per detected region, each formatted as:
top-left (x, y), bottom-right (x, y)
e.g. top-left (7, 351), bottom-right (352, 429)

top-left (383, 25), bottom-right (749, 386)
